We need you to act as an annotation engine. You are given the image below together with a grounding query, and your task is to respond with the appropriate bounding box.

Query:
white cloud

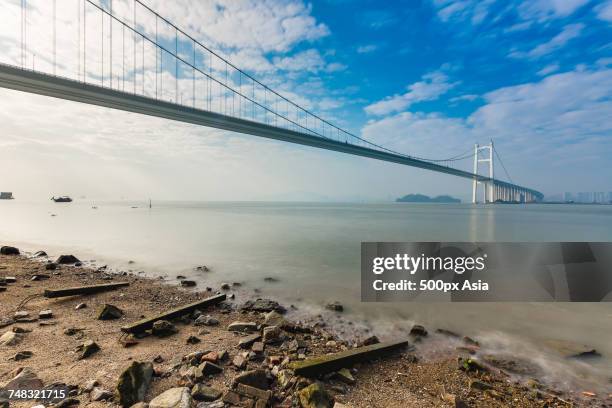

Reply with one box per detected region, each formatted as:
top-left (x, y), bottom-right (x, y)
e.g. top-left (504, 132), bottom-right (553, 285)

top-left (510, 23), bottom-right (584, 59)
top-left (517, 0), bottom-right (590, 22)
top-left (364, 70), bottom-right (457, 116)
top-left (362, 66), bottom-right (612, 192)
top-left (537, 63), bottom-right (560, 76)
top-left (595, 0), bottom-right (612, 22)
top-left (432, 0), bottom-right (497, 25)
top-left (356, 44), bottom-right (379, 54)
top-left (450, 94), bottom-right (479, 102)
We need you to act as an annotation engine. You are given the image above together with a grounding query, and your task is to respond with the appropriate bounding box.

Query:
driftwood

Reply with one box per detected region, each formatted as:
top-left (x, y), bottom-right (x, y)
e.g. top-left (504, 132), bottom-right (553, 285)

top-left (121, 294), bottom-right (226, 334)
top-left (289, 339), bottom-right (409, 377)
top-left (43, 282), bottom-right (130, 298)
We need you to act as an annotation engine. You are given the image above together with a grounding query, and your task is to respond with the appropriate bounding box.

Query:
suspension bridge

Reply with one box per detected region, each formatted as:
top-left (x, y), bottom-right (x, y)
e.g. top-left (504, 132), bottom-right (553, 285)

top-left (0, 0), bottom-right (543, 203)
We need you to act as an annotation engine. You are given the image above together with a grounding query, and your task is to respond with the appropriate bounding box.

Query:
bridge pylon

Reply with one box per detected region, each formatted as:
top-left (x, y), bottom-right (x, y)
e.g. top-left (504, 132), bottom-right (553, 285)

top-left (472, 141), bottom-right (494, 204)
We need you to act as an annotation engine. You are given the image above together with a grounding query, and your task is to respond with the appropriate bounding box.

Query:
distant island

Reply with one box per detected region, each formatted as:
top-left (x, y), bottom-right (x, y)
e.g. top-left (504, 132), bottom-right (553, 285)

top-left (396, 193), bottom-right (461, 203)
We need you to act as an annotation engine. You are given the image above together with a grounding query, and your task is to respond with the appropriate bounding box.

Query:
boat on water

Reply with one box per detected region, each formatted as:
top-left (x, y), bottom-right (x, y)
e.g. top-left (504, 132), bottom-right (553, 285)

top-left (51, 196), bottom-right (73, 203)
top-left (0, 192), bottom-right (14, 200)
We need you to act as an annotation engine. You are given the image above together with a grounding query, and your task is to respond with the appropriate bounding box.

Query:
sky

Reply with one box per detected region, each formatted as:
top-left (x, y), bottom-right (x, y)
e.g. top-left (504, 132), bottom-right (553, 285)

top-left (0, 0), bottom-right (611, 202)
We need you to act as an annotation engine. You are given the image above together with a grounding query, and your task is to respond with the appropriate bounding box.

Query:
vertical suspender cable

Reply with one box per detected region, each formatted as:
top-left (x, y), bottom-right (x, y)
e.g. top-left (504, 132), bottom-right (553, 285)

top-left (110, 0), bottom-right (112, 88)
top-left (133, 0), bottom-right (136, 94)
top-left (53, 0), bottom-right (56, 75)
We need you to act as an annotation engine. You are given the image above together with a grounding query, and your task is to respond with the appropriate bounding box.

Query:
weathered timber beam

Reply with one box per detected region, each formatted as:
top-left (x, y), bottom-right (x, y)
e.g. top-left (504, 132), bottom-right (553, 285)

top-left (43, 282), bottom-right (130, 298)
top-left (121, 294), bottom-right (226, 334)
top-left (289, 339), bottom-right (409, 377)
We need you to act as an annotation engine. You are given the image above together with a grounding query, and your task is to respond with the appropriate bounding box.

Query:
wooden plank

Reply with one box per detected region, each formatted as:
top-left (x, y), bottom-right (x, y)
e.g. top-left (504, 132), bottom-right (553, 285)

top-left (289, 340), bottom-right (409, 377)
top-left (43, 282), bottom-right (130, 298)
top-left (121, 294), bottom-right (226, 334)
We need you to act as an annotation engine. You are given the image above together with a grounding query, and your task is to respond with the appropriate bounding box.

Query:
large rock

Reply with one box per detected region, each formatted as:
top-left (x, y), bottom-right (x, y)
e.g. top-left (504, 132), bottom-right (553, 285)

top-left (199, 362), bottom-right (223, 376)
top-left (3, 367), bottom-right (44, 391)
top-left (77, 340), bottom-right (100, 359)
top-left (91, 387), bottom-right (114, 401)
top-left (98, 304), bottom-right (124, 320)
top-left (149, 387), bottom-right (192, 408)
top-left (56, 254), bottom-right (81, 264)
top-left (152, 320), bottom-right (178, 337)
top-left (0, 246), bottom-right (20, 255)
top-left (194, 315), bottom-right (219, 326)
top-left (241, 299), bottom-right (286, 314)
top-left (262, 326), bottom-right (283, 344)
top-left (0, 331), bottom-right (24, 346)
top-left (227, 322), bottom-right (258, 332)
top-left (116, 361), bottom-right (154, 408)
top-left (263, 311), bottom-right (288, 328)
top-left (298, 382), bottom-right (334, 408)
top-left (232, 369), bottom-right (269, 390)
top-left (191, 384), bottom-right (222, 401)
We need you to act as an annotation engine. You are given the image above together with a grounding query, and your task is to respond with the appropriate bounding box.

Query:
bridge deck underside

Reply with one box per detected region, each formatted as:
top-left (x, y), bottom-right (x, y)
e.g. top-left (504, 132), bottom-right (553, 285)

top-left (0, 64), bottom-right (543, 200)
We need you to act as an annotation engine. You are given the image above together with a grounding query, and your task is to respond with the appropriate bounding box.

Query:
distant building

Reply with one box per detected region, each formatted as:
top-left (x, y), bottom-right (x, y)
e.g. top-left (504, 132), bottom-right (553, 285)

top-left (564, 192), bottom-right (574, 202)
top-left (608, 192), bottom-right (612, 203)
top-left (0, 192), bottom-right (14, 199)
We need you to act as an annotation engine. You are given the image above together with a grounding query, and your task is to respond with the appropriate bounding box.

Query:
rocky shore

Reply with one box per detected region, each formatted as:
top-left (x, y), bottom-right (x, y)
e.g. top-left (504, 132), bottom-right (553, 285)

top-left (0, 246), bottom-right (610, 407)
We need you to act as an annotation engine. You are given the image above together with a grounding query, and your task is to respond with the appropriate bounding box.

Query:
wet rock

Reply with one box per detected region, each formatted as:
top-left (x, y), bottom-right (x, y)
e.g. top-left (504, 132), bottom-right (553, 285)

top-left (359, 335), bottom-right (380, 347)
top-left (201, 351), bottom-right (219, 363)
top-left (0, 246), bottom-right (19, 255)
top-left (263, 311), bottom-right (287, 328)
top-left (180, 280), bottom-right (197, 287)
top-left (3, 367), bottom-right (44, 390)
top-left (191, 384), bottom-right (222, 402)
top-left (91, 387), bottom-right (114, 401)
top-left (458, 357), bottom-right (487, 373)
top-left (220, 283), bottom-right (231, 290)
top-left (298, 382), bottom-right (334, 408)
top-left (333, 368), bottom-right (355, 385)
top-left (33, 250), bottom-right (47, 257)
top-left (75, 303), bottom-right (87, 310)
top-left (228, 321), bottom-right (258, 332)
top-left (14, 311), bottom-right (30, 320)
top-left (238, 334), bottom-right (261, 349)
top-left (77, 340), bottom-right (100, 359)
top-left (241, 299), bottom-right (286, 314)
top-left (232, 369), bottom-right (269, 390)
top-left (262, 325), bottom-right (283, 344)
top-left (0, 331), bottom-right (24, 346)
top-left (252, 342), bottom-right (265, 353)
top-left (12, 350), bottom-right (33, 360)
top-left (233, 354), bottom-right (247, 369)
top-left (195, 265), bottom-right (210, 272)
top-left (45, 262), bottom-right (58, 270)
top-left (116, 361), bottom-right (154, 407)
top-left (199, 361), bottom-right (223, 376)
top-left (470, 380), bottom-right (494, 391)
top-left (463, 336), bottom-right (479, 347)
top-left (186, 336), bottom-right (201, 344)
top-left (151, 320), bottom-right (178, 338)
top-left (98, 304), bottom-right (124, 320)
top-left (83, 379), bottom-right (98, 393)
top-left (325, 302), bottom-right (344, 312)
top-left (39, 309), bottom-right (53, 319)
top-left (56, 255), bottom-right (81, 264)
top-left (264, 277), bottom-right (279, 283)
top-left (5, 276), bottom-right (16, 283)
top-left (149, 387), bottom-right (192, 408)
top-left (409, 324), bottom-right (428, 337)
top-left (436, 328), bottom-right (460, 338)
top-left (194, 315), bottom-right (219, 327)
top-left (482, 355), bottom-right (539, 376)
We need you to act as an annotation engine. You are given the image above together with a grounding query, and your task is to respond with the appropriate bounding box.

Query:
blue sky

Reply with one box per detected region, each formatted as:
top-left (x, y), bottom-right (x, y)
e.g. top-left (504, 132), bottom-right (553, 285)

top-left (0, 0), bottom-right (611, 201)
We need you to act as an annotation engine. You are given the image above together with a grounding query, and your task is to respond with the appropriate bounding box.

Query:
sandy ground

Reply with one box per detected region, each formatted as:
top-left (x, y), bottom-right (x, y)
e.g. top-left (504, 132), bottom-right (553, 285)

top-left (0, 252), bottom-right (609, 408)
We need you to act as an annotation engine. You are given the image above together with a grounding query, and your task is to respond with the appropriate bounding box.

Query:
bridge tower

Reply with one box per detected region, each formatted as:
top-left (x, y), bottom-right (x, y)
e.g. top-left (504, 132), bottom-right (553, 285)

top-left (472, 141), bottom-right (494, 204)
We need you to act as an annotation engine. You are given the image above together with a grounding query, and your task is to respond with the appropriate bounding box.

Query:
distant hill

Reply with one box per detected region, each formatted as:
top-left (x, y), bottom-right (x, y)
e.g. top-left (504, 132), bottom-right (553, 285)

top-left (396, 194), bottom-right (461, 203)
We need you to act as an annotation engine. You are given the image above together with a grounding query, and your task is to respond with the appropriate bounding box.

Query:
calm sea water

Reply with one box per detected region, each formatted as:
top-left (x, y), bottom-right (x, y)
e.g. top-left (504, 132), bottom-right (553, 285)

top-left (1, 200), bottom-right (611, 390)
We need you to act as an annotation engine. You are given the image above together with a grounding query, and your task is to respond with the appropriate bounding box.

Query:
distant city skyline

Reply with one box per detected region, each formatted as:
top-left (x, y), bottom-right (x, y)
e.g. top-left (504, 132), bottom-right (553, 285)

top-left (0, 0), bottom-right (611, 201)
